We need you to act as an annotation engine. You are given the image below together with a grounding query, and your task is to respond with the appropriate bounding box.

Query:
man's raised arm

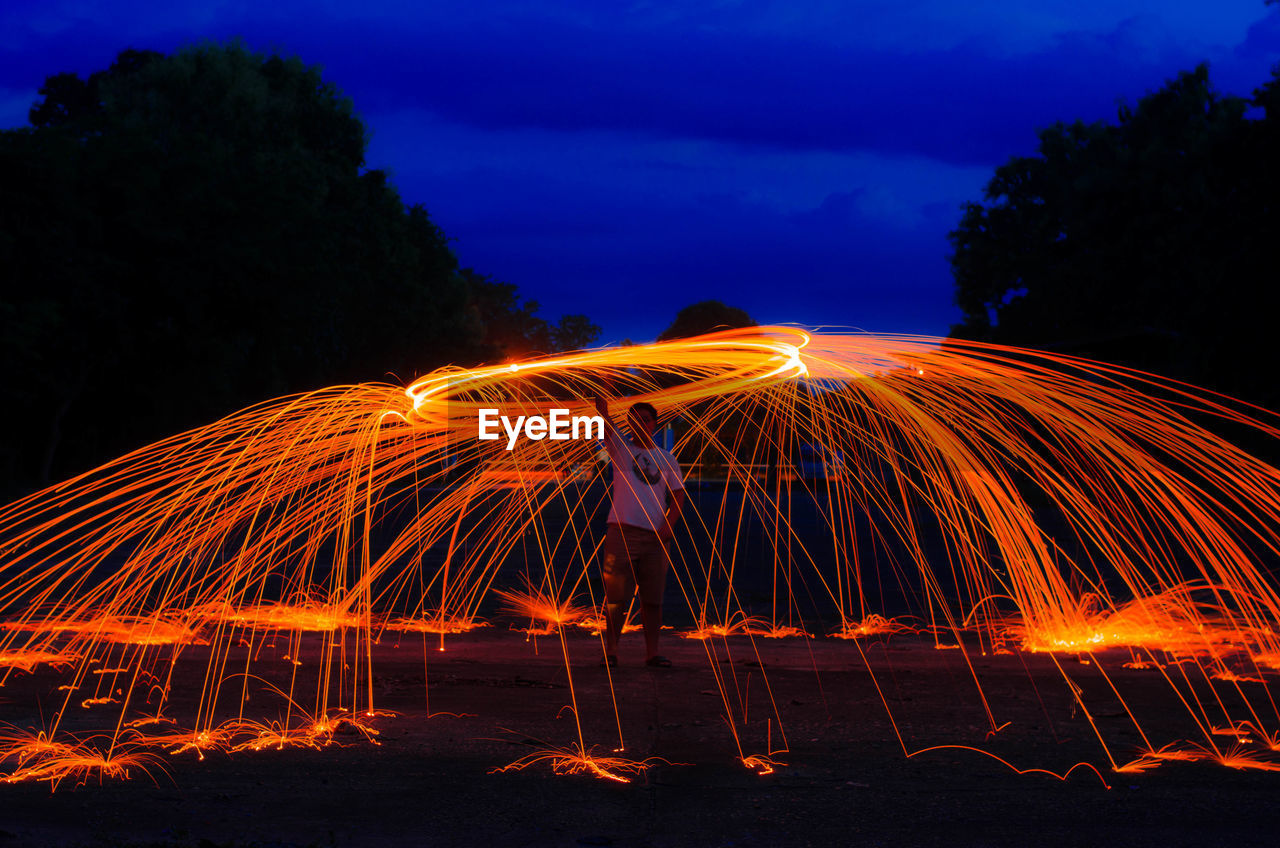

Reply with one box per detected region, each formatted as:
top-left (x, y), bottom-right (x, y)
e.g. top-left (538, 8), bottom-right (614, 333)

top-left (592, 394), bottom-right (626, 459)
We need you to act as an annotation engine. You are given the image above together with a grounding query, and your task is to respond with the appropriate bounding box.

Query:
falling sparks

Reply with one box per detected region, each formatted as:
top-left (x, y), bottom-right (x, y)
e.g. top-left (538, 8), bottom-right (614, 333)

top-left (1, 327), bottom-right (1280, 785)
top-left (489, 740), bottom-right (674, 784)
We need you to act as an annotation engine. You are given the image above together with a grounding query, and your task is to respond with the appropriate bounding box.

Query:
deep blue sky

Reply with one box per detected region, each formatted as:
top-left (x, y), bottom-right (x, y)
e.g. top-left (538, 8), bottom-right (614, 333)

top-left (3, 2), bottom-right (1279, 344)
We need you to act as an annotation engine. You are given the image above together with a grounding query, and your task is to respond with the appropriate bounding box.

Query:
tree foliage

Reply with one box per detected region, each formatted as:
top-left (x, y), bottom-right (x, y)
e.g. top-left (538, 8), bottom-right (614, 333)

top-left (657, 300), bottom-right (756, 342)
top-left (0, 42), bottom-right (597, 494)
top-left (949, 64), bottom-right (1278, 405)
top-left (459, 269), bottom-right (600, 361)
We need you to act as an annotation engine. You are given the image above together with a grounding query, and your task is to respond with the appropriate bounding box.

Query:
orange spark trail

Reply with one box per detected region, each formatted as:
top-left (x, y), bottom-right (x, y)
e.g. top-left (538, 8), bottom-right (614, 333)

top-left (2, 328), bottom-right (1280, 785)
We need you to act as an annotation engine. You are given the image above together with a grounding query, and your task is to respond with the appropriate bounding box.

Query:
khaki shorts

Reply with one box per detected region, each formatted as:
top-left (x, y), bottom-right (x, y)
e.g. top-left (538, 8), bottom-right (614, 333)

top-left (601, 523), bottom-right (669, 605)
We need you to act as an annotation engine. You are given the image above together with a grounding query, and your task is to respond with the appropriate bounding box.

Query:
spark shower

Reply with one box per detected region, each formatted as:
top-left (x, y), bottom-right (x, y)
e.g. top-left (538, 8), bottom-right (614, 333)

top-left (2, 327), bottom-right (1279, 786)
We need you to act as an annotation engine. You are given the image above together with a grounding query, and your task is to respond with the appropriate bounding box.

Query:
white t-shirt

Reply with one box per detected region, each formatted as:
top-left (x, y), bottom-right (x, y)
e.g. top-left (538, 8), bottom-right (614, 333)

top-left (603, 427), bottom-right (685, 531)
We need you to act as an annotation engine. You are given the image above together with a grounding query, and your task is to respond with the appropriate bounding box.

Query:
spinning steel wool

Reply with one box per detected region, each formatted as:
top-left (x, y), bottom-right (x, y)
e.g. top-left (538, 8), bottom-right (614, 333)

top-left (2, 327), bottom-right (1279, 786)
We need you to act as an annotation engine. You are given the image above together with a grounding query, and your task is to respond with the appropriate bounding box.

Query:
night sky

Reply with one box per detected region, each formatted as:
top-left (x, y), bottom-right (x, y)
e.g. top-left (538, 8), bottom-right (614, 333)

top-left (3, 2), bottom-right (1278, 344)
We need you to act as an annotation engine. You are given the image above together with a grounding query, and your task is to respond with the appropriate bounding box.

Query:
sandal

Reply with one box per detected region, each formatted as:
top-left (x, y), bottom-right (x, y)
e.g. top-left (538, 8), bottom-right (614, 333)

top-left (645, 655), bottom-right (672, 668)
top-left (600, 655), bottom-right (618, 668)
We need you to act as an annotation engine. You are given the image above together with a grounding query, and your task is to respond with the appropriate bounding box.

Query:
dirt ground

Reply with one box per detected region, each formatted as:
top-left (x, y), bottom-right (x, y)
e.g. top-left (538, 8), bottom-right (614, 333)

top-left (3, 629), bottom-right (1280, 848)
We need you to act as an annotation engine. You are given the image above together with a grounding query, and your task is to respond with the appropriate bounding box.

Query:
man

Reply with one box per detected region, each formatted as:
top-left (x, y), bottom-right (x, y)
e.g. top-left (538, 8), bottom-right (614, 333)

top-left (593, 396), bottom-right (686, 668)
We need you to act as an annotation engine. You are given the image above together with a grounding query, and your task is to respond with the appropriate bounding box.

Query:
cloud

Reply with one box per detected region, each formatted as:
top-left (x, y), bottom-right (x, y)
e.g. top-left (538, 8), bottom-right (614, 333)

top-left (249, 4), bottom-right (1280, 167)
top-left (2, 3), bottom-right (1277, 166)
top-left (3, 1), bottom-right (1276, 341)
top-left (364, 111), bottom-right (979, 340)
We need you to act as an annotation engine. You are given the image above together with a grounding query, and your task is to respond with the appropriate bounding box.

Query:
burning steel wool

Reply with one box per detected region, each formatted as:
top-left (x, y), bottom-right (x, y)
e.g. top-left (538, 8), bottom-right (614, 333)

top-left (2, 327), bottom-right (1280, 787)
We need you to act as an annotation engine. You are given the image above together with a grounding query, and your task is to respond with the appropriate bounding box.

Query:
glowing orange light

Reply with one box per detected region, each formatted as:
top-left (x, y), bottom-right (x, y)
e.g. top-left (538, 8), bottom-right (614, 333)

top-left (490, 742), bottom-right (673, 783)
top-left (1, 326), bottom-right (1279, 786)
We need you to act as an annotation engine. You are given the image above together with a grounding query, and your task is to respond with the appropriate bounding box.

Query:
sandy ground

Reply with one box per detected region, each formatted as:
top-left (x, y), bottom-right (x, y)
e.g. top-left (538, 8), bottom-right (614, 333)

top-left (3, 629), bottom-right (1280, 847)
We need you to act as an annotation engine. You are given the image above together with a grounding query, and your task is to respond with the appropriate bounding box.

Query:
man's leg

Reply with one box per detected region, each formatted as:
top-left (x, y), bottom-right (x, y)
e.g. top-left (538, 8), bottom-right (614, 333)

top-left (641, 601), bottom-right (662, 661)
top-left (600, 525), bottom-right (634, 659)
top-left (605, 601), bottom-right (627, 657)
top-left (634, 530), bottom-right (671, 662)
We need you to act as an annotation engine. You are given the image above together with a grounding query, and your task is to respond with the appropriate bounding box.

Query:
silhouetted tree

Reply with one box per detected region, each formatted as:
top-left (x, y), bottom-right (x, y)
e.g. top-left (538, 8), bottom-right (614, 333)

top-left (949, 64), bottom-right (1276, 405)
top-left (550, 313), bottom-right (603, 354)
top-left (0, 42), bottom-right (596, 495)
top-left (458, 269), bottom-right (599, 360)
top-left (657, 300), bottom-right (755, 342)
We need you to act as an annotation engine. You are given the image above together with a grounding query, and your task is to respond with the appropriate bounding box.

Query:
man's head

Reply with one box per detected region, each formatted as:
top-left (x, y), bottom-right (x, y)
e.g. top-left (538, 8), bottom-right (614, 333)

top-left (627, 402), bottom-right (659, 439)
